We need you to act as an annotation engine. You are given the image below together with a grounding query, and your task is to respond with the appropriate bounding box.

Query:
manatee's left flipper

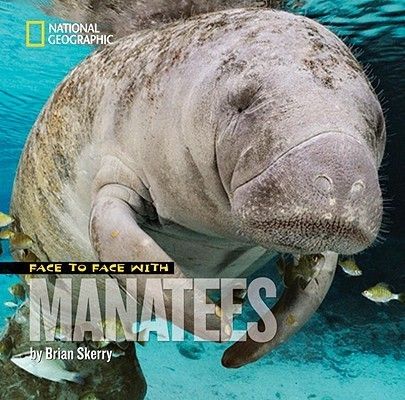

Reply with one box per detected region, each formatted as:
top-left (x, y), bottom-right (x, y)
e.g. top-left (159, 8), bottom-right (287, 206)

top-left (89, 184), bottom-right (231, 341)
top-left (222, 251), bottom-right (338, 368)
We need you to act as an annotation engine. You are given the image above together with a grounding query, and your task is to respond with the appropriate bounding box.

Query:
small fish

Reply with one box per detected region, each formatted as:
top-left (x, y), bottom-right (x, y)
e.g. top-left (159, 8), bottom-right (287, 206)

top-left (53, 326), bottom-right (70, 342)
top-left (0, 336), bottom-right (14, 361)
top-left (362, 283), bottom-right (405, 304)
top-left (286, 314), bottom-right (298, 326)
top-left (10, 233), bottom-right (34, 250)
top-left (233, 288), bottom-right (247, 304)
top-left (11, 352), bottom-right (84, 384)
top-left (20, 251), bottom-right (39, 262)
top-left (80, 393), bottom-right (100, 400)
top-left (280, 254), bottom-right (322, 288)
top-left (0, 212), bottom-right (13, 228)
top-left (339, 258), bottom-right (362, 276)
top-left (112, 349), bottom-right (126, 358)
top-left (87, 319), bottom-right (128, 349)
top-left (14, 311), bottom-right (27, 324)
top-left (134, 318), bottom-right (170, 345)
top-left (102, 318), bottom-right (127, 343)
top-left (4, 301), bottom-right (18, 309)
top-left (0, 229), bottom-right (14, 240)
top-left (90, 340), bottom-right (110, 350)
top-left (9, 283), bottom-right (26, 300)
top-left (295, 254), bottom-right (321, 280)
top-left (176, 341), bottom-right (205, 360)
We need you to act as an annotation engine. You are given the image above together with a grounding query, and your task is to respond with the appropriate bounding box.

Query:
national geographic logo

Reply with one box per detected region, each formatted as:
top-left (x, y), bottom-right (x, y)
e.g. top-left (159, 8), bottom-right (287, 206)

top-left (25, 21), bottom-right (113, 47)
top-left (25, 20), bottom-right (45, 48)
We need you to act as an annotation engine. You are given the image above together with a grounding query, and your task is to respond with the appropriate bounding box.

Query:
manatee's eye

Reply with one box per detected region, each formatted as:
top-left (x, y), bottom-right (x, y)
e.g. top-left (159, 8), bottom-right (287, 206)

top-left (228, 84), bottom-right (261, 113)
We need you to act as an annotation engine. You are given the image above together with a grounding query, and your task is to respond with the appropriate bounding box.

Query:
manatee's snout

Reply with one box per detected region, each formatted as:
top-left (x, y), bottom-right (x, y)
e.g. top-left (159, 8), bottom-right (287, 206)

top-left (232, 132), bottom-right (382, 254)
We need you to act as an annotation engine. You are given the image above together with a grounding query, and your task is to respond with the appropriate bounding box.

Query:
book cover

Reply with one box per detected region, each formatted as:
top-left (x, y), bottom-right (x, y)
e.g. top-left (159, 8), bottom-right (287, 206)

top-left (0, 1), bottom-right (403, 399)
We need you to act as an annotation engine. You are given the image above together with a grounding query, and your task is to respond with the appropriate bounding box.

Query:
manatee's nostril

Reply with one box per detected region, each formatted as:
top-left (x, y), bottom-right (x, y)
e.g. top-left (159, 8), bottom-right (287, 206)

top-left (314, 175), bottom-right (333, 194)
top-left (351, 180), bottom-right (366, 195)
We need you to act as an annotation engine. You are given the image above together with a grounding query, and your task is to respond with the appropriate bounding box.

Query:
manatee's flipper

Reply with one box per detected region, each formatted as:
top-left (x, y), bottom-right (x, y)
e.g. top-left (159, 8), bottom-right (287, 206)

top-left (90, 184), bottom-right (231, 341)
top-left (0, 301), bottom-right (147, 399)
top-left (222, 251), bottom-right (338, 368)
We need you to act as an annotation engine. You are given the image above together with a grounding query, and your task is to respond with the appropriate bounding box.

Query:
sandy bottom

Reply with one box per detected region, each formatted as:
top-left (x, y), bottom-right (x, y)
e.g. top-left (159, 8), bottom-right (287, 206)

top-left (137, 320), bottom-right (403, 400)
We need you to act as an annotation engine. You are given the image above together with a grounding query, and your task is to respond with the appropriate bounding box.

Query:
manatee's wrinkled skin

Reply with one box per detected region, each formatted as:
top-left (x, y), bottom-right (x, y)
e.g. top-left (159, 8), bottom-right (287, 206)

top-left (12, 9), bottom-right (384, 262)
top-left (9, 7), bottom-right (385, 397)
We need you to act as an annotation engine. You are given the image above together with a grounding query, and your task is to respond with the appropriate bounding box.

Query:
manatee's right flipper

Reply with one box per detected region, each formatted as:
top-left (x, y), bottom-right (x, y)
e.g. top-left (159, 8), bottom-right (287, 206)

top-left (89, 184), bottom-right (231, 341)
top-left (222, 251), bottom-right (338, 368)
top-left (0, 301), bottom-right (147, 399)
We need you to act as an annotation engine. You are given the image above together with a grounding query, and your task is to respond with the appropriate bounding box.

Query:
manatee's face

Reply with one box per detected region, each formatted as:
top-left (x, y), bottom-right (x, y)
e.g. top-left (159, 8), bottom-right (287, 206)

top-left (210, 14), bottom-right (386, 255)
top-left (229, 131), bottom-right (383, 254)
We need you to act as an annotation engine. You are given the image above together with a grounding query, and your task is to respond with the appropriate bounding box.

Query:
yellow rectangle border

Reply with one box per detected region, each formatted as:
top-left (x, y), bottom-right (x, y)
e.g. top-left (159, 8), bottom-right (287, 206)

top-left (25, 20), bottom-right (45, 48)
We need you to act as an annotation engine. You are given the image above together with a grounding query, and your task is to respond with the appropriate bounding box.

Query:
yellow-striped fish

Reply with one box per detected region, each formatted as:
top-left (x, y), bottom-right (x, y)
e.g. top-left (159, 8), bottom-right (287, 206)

top-left (0, 229), bottom-right (14, 240)
top-left (338, 258), bottom-right (362, 276)
top-left (10, 233), bottom-right (33, 250)
top-left (11, 352), bottom-right (84, 384)
top-left (9, 283), bottom-right (26, 300)
top-left (0, 212), bottom-right (13, 228)
top-left (362, 283), bottom-right (405, 304)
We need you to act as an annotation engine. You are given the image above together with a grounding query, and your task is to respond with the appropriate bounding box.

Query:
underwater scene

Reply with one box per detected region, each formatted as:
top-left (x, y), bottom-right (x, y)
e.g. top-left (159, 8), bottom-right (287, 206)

top-left (0, 0), bottom-right (404, 399)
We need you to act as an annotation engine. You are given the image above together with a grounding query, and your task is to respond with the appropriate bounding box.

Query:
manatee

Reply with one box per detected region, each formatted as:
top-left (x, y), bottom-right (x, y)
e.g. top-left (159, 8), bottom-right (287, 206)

top-left (10, 6), bottom-right (384, 378)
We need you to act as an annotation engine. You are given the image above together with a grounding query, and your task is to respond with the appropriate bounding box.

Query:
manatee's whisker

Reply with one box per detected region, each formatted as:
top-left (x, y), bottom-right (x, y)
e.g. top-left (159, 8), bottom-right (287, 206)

top-left (245, 98), bottom-right (275, 114)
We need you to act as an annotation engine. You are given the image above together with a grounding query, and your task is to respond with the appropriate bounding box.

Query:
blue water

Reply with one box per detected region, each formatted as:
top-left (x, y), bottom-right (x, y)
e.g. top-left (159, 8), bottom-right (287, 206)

top-left (0, 1), bottom-right (404, 399)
